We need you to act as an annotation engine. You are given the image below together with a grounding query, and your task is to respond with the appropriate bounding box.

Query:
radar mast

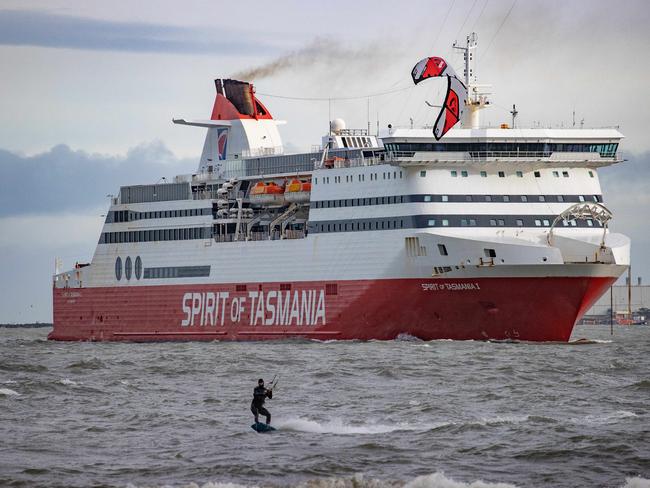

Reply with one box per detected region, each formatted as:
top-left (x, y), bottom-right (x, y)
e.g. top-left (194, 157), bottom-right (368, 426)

top-left (453, 32), bottom-right (490, 129)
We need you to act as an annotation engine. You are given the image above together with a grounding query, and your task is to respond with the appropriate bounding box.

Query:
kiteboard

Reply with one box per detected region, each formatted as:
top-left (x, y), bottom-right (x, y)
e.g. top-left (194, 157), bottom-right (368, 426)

top-left (251, 422), bottom-right (276, 433)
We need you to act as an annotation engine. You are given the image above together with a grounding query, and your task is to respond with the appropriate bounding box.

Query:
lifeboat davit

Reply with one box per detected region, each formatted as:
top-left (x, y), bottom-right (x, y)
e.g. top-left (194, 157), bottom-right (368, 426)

top-left (284, 178), bottom-right (312, 203)
top-left (249, 181), bottom-right (285, 206)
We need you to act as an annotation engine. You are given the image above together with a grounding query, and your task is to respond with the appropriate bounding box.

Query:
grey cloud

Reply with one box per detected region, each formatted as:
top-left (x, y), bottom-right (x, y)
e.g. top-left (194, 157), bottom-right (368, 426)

top-left (0, 142), bottom-right (196, 217)
top-left (0, 9), bottom-right (276, 55)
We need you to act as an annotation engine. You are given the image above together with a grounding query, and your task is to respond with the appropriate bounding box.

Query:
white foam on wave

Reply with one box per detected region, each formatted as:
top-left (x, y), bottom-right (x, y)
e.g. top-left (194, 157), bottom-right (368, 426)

top-left (620, 477), bottom-right (650, 488)
top-left (472, 415), bottom-right (530, 426)
top-left (126, 473), bottom-right (519, 488)
top-left (59, 378), bottom-right (79, 387)
top-left (404, 472), bottom-right (519, 488)
top-left (275, 417), bottom-right (432, 435)
top-left (570, 410), bottom-right (638, 425)
top-left (126, 483), bottom-right (253, 488)
top-left (0, 387), bottom-right (20, 396)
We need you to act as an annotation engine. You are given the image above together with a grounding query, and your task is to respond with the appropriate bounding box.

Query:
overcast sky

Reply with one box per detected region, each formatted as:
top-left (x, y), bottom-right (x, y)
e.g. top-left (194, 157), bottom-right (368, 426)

top-left (0, 0), bottom-right (649, 323)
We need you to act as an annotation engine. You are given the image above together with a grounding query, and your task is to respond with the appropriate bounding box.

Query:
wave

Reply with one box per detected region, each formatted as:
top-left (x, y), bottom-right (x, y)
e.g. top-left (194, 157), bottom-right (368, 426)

top-left (0, 387), bottom-right (20, 396)
top-left (125, 482), bottom-right (252, 488)
top-left (626, 379), bottom-right (650, 390)
top-left (276, 414), bottom-right (534, 436)
top-left (58, 378), bottom-right (80, 387)
top-left (124, 472), bottom-right (521, 488)
top-left (274, 417), bottom-right (431, 435)
top-left (566, 338), bottom-right (612, 345)
top-left (0, 362), bottom-right (47, 373)
top-left (621, 477), bottom-right (650, 488)
top-left (395, 333), bottom-right (423, 342)
top-left (473, 415), bottom-right (530, 426)
top-left (403, 472), bottom-right (519, 488)
top-left (66, 357), bottom-right (105, 370)
top-left (569, 410), bottom-right (637, 425)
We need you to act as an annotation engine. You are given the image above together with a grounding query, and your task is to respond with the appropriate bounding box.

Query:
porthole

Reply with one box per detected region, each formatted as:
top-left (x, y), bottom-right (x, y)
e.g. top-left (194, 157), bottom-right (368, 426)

top-left (115, 257), bottom-right (122, 281)
top-left (135, 256), bottom-right (142, 279)
top-left (125, 256), bottom-right (132, 280)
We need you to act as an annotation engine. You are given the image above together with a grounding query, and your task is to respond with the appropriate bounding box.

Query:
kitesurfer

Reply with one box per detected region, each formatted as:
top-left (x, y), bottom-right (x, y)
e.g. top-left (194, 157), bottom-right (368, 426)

top-left (251, 378), bottom-right (273, 425)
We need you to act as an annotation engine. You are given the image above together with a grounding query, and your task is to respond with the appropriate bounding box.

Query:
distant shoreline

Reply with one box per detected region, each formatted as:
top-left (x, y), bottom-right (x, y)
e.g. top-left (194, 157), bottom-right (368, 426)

top-left (0, 323), bottom-right (52, 328)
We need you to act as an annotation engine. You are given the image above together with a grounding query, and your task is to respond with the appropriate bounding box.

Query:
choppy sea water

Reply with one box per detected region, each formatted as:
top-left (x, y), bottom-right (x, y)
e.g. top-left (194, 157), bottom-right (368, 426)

top-left (1, 325), bottom-right (649, 488)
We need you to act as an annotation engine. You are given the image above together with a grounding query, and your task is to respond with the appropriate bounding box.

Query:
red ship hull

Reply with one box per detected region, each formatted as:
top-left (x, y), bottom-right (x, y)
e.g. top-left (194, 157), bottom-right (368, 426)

top-left (50, 276), bottom-right (615, 342)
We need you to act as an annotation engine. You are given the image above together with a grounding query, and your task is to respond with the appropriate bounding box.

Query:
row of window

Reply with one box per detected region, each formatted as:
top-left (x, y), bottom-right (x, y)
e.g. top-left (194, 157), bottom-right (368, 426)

top-left (339, 136), bottom-right (374, 149)
top-left (115, 256), bottom-right (143, 281)
top-left (108, 208), bottom-right (211, 223)
top-left (383, 142), bottom-right (619, 157)
top-left (312, 193), bottom-right (601, 209)
top-left (100, 227), bottom-right (211, 244)
top-left (316, 170), bottom-right (403, 185)
top-left (308, 214), bottom-right (602, 233)
top-left (315, 168), bottom-right (594, 186)
top-left (143, 266), bottom-right (211, 279)
top-left (442, 169), bottom-right (593, 178)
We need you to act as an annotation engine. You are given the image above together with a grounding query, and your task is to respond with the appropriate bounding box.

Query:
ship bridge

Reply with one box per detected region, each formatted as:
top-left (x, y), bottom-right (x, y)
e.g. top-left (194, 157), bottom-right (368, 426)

top-left (381, 127), bottom-right (624, 169)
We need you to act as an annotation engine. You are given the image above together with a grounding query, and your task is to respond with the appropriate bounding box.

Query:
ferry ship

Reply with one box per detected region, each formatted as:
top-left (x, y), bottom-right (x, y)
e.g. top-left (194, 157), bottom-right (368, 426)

top-left (50, 35), bottom-right (629, 342)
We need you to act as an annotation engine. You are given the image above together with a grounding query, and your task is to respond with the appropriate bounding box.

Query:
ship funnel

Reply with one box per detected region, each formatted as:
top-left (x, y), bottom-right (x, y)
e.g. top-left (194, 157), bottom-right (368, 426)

top-left (218, 79), bottom-right (256, 116)
top-left (211, 79), bottom-right (271, 120)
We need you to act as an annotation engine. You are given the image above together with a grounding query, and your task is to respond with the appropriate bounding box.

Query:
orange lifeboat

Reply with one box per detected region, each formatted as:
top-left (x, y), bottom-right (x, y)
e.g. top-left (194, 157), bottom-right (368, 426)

top-left (249, 181), bottom-right (285, 206)
top-left (284, 178), bottom-right (312, 204)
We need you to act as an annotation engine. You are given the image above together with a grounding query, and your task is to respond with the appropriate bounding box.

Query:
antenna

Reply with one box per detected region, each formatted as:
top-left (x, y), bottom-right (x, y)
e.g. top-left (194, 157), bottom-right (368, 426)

top-left (510, 104), bottom-right (518, 128)
top-left (367, 97), bottom-right (370, 135)
top-left (572, 109), bottom-right (576, 128)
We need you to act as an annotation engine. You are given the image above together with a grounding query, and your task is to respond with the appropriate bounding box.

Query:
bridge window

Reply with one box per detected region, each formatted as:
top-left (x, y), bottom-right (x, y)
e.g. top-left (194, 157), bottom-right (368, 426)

top-left (442, 219), bottom-right (449, 226)
top-left (442, 195), bottom-right (449, 202)
top-left (562, 171), bottom-right (569, 177)
top-left (535, 219), bottom-right (542, 226)
top-left (521, 196), bottom-right (528, 202)
top-left (451, 170), bottom-right (457, 177)
top-left (503, 195), bottom-right (510, 202)
top-left (428, 219), bottom-right (436, 227)
top-left (438, 244), bottom-right (448, 256)
top-left (538, 196), bottom-right (545, 202)
top-left (498, 171), bottom-right (505, 178)
top-left (553, 171), bottom-right (559, 177)
top-left (461, 171), bottom-right (468, 177)
top-left (480, 171), bottom-right (487, 177)
top-left (516, 171), bottom-right (523, 178)
top-left (516, 219), bottom-right (524, 226)
top-left (420, 170), bottom-right (427, 177)
top-left (578, 195), bottom-right (585, 202)
top-left (534, 171), bottom-right (541, 178)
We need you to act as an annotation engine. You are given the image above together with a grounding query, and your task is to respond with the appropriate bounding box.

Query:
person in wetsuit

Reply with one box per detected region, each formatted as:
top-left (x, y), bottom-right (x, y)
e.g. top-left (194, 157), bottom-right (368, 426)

top-left (251, 378), bottom-right (273, 425)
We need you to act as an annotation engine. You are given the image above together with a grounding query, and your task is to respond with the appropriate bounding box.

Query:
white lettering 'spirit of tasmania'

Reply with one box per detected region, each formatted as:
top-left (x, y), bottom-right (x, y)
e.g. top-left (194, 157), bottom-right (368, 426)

top-left (181, 289), bottom-right (326, 327)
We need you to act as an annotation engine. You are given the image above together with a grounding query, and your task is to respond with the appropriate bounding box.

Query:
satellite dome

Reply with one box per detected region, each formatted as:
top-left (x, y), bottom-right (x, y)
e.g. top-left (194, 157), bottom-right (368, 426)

top-left (330, 118), bottom-right (346, 134)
